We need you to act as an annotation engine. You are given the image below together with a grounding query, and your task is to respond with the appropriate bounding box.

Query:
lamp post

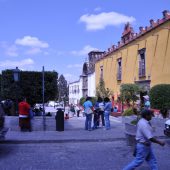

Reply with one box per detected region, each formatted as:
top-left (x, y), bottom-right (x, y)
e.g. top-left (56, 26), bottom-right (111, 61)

top-left (13, 67), bottom-right (20, 115)
top-left (42, 66), bottom-right (46, 131)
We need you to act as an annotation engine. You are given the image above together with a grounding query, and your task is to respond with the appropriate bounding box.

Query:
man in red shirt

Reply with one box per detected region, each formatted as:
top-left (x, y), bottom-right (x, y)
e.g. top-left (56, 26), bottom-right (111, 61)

top-left (18, 98), bottom-right (31, 132)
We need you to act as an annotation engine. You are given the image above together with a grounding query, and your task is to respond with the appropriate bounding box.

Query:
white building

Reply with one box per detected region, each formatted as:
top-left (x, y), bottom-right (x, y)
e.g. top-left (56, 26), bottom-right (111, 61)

top-left (69, 51), bottom-right (104, 105)
top-left (69, 80), bottom-right (82, 105)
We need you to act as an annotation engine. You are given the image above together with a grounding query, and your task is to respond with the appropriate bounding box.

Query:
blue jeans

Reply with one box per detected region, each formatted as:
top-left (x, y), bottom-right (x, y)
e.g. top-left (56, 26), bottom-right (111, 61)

top-left (123, 143), bottom-right (158, 170)
top-left (85, 113), bottom-right (92, 130)
top-left (104, 111), bottom-right (110, 129)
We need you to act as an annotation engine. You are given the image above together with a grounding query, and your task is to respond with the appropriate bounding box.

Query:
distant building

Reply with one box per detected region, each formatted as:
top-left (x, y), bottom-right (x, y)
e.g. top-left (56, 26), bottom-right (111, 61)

top-left (69, 80), bottom-right (82, 105)
top-left (69, 51), bottom-right (104, 105)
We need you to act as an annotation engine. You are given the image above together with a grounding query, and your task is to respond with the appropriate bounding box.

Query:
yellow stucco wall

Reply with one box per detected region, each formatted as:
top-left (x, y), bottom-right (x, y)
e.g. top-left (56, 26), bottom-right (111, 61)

top-left (95, 21), bottom-right (170, 98)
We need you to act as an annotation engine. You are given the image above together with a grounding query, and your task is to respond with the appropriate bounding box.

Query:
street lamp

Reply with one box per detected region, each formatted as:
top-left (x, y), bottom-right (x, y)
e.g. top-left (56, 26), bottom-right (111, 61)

top-left (13, 67), bottom-right (20, 82)
top-left (13, 67), bottom-right (20, 115)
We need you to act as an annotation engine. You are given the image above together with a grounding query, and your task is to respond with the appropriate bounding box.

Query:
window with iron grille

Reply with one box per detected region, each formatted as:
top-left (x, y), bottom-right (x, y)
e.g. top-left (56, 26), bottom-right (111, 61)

top-left (100, 66), bottom-right (103, 80)
top-left (138, 48), bottom-right (146, 77)
top-left (117, 58), bottom-right (122, 80)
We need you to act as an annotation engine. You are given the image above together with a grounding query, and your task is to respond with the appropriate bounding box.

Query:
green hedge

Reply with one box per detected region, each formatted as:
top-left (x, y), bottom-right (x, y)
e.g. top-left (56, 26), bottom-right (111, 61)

top-left (122, 107), bottom-right (138, 116)
top-left (150, 84), bottom-right (170, 117)
top-left (1, 70), bottom-right (58, 106)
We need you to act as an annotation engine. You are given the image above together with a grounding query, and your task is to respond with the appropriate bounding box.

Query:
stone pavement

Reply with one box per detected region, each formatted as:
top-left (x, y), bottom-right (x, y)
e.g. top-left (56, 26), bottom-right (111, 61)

top-left (3, 116), bottom-right (125, 143)
top-left (2, 116), bottom-right (168, 143)
top-left (1, 116), bottom-right (170, 170)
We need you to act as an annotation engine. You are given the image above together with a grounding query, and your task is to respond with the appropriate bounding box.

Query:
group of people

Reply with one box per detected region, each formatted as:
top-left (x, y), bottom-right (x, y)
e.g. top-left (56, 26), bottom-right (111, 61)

top-left (83, 96), bottom-right (112, 131)
top-left (64, 104), bottom-right (81, 118)
top-left (1, 95), bottom-right (166, 169)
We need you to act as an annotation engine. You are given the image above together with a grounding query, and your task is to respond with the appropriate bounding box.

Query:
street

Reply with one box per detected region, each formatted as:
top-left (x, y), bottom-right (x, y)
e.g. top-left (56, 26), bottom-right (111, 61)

top-left (0, 116), bottom-right (170, 170)
top-left (0, 139), bottom-right (169, 170)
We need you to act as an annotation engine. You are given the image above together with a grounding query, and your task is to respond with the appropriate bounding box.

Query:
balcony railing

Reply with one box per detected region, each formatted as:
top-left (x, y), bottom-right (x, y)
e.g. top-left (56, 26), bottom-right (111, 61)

top-left (117, 70), bottom-right (122, 81)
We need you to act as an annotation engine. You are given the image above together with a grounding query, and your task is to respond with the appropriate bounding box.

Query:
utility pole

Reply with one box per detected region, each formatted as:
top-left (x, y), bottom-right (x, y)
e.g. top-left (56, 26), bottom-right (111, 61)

top-left (42, 66), bottom-right (46, 131)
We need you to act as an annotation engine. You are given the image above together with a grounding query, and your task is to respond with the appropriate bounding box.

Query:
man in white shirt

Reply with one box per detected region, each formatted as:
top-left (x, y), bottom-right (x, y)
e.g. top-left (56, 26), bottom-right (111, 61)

top-left (123, 109), bottom-right (165, 170)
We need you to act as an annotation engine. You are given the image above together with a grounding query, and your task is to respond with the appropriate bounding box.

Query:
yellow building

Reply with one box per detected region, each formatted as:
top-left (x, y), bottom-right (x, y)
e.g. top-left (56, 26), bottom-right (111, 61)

top-left (95, 10), bottom-right (170, 99)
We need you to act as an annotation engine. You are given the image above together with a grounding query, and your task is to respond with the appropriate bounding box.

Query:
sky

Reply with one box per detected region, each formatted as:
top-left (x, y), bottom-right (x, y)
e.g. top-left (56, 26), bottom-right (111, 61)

top-left (0, 0), bottom-right (170, 82)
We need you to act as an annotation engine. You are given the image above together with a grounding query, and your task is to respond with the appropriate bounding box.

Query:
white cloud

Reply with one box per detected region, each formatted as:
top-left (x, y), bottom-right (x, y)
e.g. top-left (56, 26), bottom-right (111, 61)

top-left (94, 7), bottom-right (101, 12)
top-left (71, 45), bottom-right (98, 56)
top-left (15, 36), bottom-right (49, 48)
top-left (67, 64), bottom-right (82, 68)
top-left (79, 11), bottom-right (136, 31)
top-left (25, 48), bottom-right (42, 55)
top-left (5, 45), bottom-right (18, 57)
top-left (0, 58), bottom-right (34, 68)
top-left (64, 73), bottom-right (79, 83)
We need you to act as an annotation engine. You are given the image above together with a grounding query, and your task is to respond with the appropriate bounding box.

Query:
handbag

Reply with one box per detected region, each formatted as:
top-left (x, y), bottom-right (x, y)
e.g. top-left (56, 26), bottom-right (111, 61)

top-left (86, 108), bottom-right (93, 114)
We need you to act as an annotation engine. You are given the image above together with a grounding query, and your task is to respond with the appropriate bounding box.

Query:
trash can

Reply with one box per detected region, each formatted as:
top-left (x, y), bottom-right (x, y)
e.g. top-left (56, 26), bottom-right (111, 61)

top-left (55, 108), bottom-right (64, 131)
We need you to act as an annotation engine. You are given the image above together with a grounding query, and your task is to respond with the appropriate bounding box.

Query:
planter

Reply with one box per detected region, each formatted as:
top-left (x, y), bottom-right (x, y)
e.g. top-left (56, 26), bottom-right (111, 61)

top-left (124, 122), bottom-right (137, 146)
top-left (122, 115), bottom-right (137, 124)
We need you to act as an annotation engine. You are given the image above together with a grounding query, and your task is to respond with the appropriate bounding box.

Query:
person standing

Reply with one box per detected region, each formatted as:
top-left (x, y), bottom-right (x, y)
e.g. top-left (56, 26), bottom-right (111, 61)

top-left (0, 100), bottom-right (5, 130)
top-left (70, 104), bottom-right (75, 117)
top-left (55, 108), bottom-right (64, 131)
top-left (104, 97), bottom-right (112, 130)
top-left (93, 99), bottom-right (99, 129)
top-left (64, 104), bottom-right (70, 119)
top-left (123, 109), bottom-right (165, 170)
top-left (98, 97), bottom-right (105, 127)
top-left (75, 104), bottom-right (80, 117)
top-left (0, 99), bottom-right (9, 139)
top-left (18, 97), bottom-right (31, 132)
top-left (83, 97), bottom-right (93, 131)
top-left (143, 95), bottom-right (150, 110)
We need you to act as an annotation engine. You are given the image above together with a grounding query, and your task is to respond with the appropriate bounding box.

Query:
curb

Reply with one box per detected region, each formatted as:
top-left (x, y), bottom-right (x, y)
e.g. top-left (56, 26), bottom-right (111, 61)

top-left (0, 137), bottom-right (126, 144)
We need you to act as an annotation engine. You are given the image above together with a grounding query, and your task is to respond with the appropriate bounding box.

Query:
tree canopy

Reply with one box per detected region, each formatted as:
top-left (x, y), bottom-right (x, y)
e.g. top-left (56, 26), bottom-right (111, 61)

top-left (58, 74), bottom-right (68, 102)
top-left (120, 83), bottom-right (140, 107)
top-left (96, 78), bottom-right (113, 98)
top-left (0, 69), bottom-right (58, 106)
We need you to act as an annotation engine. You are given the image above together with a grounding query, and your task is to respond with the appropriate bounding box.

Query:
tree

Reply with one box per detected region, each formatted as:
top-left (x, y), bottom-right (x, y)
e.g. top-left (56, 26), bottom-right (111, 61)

top-left (1, 70), bottom-right (58, 107)
top-left (58, 74), bottom-right (68, 102)
top-left (150, 84), bottom-right (170, 118)
top-left (120, 84), bottom-right (140, 108)
top-left (96, 78), bottom-right (113, 98)
top-left (79, 96), bottom-right (97, 106)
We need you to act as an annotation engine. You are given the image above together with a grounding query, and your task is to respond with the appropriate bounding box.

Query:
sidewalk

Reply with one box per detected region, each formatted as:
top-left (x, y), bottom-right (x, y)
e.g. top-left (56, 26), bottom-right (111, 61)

top-left (2, 116), bottom-right (167, 143)
top-left (3, 116), bottom-right (125, 143)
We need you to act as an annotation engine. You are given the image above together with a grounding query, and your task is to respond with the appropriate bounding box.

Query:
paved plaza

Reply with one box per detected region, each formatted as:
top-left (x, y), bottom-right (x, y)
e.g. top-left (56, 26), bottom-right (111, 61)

top-left (0, 116), bottom-right (170, 170)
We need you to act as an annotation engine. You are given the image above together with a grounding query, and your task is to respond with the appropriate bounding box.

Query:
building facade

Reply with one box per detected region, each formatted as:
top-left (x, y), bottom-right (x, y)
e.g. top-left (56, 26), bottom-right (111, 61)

top-left (69, 51), bottom-right (104, 104)
top-left (69, 80), bottom-right (82, 105)
top-left (95, 10), bottom-right (170, 99)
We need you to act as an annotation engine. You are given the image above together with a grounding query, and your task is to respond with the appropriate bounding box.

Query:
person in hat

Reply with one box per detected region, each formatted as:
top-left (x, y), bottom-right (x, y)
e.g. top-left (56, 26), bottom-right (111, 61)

top-left (143, 95), bottom-right (150, 110)
top-left (123, 109), bottom-right (165, 170)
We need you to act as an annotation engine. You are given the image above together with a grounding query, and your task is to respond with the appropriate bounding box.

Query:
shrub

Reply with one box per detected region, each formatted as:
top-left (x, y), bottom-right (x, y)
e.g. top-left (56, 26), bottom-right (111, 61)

top-left (150, 84), bottom-right (170, 118)
top-left (123, 108), bottom-right (135, 116)
top-left (131, 119), bottom-right (138, 125)
top-left (79, 97), bottom-right (97, 106)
